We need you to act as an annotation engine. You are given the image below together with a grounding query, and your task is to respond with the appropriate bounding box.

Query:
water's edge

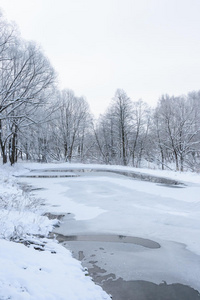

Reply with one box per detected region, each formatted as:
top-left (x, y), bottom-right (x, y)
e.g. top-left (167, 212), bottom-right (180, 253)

top-left (16, 168), bottom-right (185, 186)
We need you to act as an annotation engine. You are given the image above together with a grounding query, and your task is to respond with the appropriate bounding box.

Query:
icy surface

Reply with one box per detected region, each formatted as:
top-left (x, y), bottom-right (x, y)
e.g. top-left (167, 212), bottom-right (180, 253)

top-left (13, 162), bottom-right (200, 293)
top-left (1, 162), bottom-right (200, 298)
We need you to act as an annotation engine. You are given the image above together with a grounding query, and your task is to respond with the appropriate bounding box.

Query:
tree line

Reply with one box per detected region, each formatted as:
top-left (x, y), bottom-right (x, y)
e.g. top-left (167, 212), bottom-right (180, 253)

top-left (94, 89), bottom-right (200, 172)
top-left (0, 13), bottom-right (200, 171)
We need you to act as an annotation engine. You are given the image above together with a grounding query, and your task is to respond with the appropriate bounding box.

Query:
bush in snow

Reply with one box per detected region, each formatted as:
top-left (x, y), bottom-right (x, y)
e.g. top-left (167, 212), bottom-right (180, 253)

top-left (0, 190), bottom-right (44, 212)
top-left (0, 171), bottom-right (57, 242)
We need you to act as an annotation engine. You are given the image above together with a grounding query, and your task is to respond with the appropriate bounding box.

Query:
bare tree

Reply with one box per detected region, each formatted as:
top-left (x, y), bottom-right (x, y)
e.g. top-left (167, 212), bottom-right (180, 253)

top-left (110, 89), bottom-right (133, 166)
top-left (0, 37), bottom-right (56, 164)
top-left (130, 99), bottom-right (150, 167)
top-left (154, 94), bottom-right (200, 171)
top-left (54, 89), bottom-right (91, 162)
top-left (92, 109), bottom-right (116, 165)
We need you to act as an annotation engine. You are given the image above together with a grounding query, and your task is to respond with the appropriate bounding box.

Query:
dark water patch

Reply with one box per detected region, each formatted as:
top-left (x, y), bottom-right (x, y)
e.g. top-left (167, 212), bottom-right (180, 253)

top-left (87, 264), bottom-right (200, 300)
top-left (43, 212), bottom-right (65, 220)
top-left (78, 250), bottom-right (85, 261)
top-left (157, 183), bottom-right (186, 189)
top-left (101, 277), bottom-right (200, 300)
top-left (102, 169), bottom-right (184, 186)
top-left (31, 169), bottom-right (91, 173)
top-left (89, 260), bottom-right (98, 264)
top-left (17, 174), bottom-right (79, 178)
top-left (55, 233), bottom-right (161, 249)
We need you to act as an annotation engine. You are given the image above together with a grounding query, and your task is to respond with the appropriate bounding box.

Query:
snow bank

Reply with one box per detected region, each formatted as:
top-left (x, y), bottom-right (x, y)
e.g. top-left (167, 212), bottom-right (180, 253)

top-left (0, 239), bottom-right (110, 300)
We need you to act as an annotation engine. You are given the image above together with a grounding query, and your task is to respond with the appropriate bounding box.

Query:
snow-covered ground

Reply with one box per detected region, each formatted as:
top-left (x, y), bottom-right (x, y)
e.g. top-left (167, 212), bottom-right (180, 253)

top-left (0, 163), bottom-right (111, 300)
top-left (1, 162), bottom-right (200, 298)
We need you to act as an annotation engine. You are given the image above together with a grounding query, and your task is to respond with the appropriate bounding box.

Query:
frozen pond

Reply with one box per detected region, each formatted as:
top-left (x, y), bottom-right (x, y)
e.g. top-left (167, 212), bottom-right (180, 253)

top-left (18, 167), bottom-right (200, 299)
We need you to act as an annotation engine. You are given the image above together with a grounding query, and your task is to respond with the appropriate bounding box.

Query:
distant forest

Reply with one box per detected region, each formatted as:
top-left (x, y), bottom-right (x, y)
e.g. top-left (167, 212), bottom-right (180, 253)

top-left (0, 13), bottom-right (200, 172)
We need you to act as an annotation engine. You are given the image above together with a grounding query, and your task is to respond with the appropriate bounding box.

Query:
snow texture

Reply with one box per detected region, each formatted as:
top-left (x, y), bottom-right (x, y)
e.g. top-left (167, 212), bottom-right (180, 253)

top-left (0, 163), bottom-right (111, 300)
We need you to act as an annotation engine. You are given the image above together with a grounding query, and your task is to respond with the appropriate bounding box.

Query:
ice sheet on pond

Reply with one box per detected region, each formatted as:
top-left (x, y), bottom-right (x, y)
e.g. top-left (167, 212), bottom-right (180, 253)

top-left (15, 163), bottom-right (200, 293)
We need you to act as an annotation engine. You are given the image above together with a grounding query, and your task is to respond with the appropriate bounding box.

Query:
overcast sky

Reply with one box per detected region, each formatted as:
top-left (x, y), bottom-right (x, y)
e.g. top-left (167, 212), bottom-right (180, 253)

top-left (1, 0), bottom-right (200, 116)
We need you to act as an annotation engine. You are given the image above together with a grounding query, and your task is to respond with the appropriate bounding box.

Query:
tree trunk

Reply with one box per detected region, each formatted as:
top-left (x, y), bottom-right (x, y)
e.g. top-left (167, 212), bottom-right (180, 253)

top-left (180, 153), bottom-right (184, 172)
top-left (174, 150), bottom-right (179, 171)
top-left (161, 149), bottom-right (165, 170)
top-left (121, 125), bottom-right (127, 166)
top-left (2, 144), bottom-right (7, 164)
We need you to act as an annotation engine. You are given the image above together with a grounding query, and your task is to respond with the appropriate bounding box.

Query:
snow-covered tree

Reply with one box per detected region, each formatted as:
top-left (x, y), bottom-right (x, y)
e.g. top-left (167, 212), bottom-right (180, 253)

top-left (52, 89), bottom-right (91, 162)
top-left (0, 35), bottom-right (55, 164)
top-left (153, 94), bottom-right (200, 171)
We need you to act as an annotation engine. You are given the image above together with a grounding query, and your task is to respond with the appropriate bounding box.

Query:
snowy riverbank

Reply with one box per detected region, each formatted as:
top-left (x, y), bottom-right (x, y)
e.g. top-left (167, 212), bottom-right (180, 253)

top-left (0, 164), bottom-right (111, 300)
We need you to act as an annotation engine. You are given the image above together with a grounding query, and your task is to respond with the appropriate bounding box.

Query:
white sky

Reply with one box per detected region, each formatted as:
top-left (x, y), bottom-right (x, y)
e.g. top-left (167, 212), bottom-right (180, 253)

top-left (1, 0), bottom-right (200, 116)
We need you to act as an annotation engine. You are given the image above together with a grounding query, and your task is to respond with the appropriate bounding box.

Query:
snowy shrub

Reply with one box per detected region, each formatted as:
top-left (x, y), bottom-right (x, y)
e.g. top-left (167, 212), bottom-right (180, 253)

top-left (0, 209), bottom-right (58, 241)
top-left (0, 191), bottom-right (44, 212)
top-left (0, 170), bottom-right (57, 242)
